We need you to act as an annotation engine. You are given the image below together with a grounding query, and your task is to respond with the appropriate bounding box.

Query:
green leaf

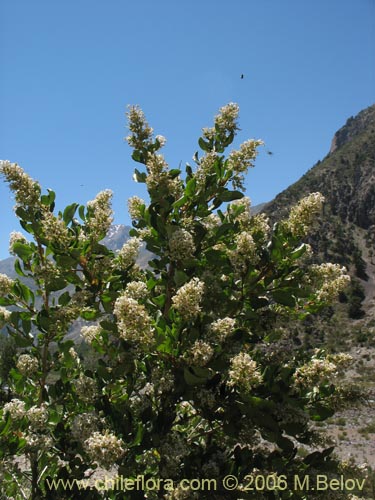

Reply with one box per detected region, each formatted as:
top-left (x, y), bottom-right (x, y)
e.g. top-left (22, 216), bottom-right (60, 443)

top-left (133, 168), bottom-right (147, 183)
top-left (13, 281), bottom-right (34, 303)
top-left (12, 242), bottom-right (33, 262)
top-left (290, 243), bottom-right (307, 260)
top-left (46, 277), bottom-right (68, 293)
top-left (78, 205), bottom-right (86, 221)
top-left (309, 403), bottom-right (334, 421)
top-left (153, 294), bottom-right (166, 308)
top-left (132, 151), bottom-right (146, 164)
top-left (185, 178), bottom-right (197, 197)
top-left (174, 270), bottom-right (189, 287)
top-left (14, 259), bottom-right (27, 277)
top-left (184, 367), bottom-right (211, 386)
top-left (80, 309), bottom-right (100, 321)
top-left (63, 203), bottom-right (79, 225)
top-left (271, 289), bottom-right (296, 307)
top-left (198, 137), bottom-right (211, 152)
top-left (130, 423), bottom-right (144, 447)
top-left (218, 190), bottom-right (244, 202)
top-left (58, 291), bottom-right (71, 306)
top-left (169, 169), bottom-right (181, 178)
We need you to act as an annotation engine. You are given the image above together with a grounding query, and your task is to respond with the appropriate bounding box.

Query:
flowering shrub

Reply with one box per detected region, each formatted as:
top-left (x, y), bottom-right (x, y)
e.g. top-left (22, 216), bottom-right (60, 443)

top-left (0, 104), bottom-right (365, 499)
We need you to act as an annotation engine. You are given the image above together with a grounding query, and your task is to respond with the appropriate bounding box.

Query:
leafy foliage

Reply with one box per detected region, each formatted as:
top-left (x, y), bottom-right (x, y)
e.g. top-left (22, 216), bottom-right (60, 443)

top-left (0, 104), bottom-right (364, 499)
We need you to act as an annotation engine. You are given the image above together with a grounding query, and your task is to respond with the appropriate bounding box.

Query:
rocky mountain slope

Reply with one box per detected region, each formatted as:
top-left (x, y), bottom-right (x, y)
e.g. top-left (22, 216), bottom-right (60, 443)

top-left (263, 104), bottom-right (375, 468)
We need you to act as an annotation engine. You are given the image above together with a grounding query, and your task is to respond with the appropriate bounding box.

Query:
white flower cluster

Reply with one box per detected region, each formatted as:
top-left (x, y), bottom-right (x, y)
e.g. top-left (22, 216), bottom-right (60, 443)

top-left (125, 105), bottom-right (154, 150)
top-left (184, 340), bottom-right (213, 366)
top-left (84, 430), bottom-right (125, 469)
top-left (27, 405), bottom-right (48, 430)
top-left (195, 152), bottom-right (219, 186)
top-left (0, 306), bottom-right (11, 327)
top-left (293, 357), bottom-right (338, 388)
top-left (2, 399), bottom-right (26, 420)
top-left (309, 262), bottom-right (350, 302)
top-left (128, 196), bottom-right (145, 220)
top-left (128, 389), bottom-right (152, 417)
top-left (124, 280), bottom-right (148, 300)
top-left (25, 432), bottom-right (53, 451)
top-left (227, 139), bottom-right (264, 188)
top-left (155, 134), bottom-right (167, 147)
top-left (230, 197), bottom-right (251, 226)
top-left (16, 354), bottom-right (39, 376)
top-left (172, 277), bottom-right (204, 320)
top-left (201, 213), bottom-right (221, 231)
top-left (227, 352), bottom-right (263, 392)
top-left (41, 211), bottom-right (71, 246)
top-left (9, 231), bottom-right (27, 254)
top-left (169, 229), bottom-right (195, 261)
top-left (201, 103), bottom-right (240, 144)
top-left (210, 317), bottom-right (236, 342)
top-left (0, 161), bottom-right (41, 208)
top-left (0, 273), bottom-right (14, 296)
top-left (81, 324), bottom-right (101, 344)
top-left (114, 293), bottom-right (154, 346)
top-left (326, 352), bottom-right (353, 368)
top-left (160, 433), bottom-right (189, 477)
top-left (146, 153), bottom-right (181, 197)
top-left (196, 388), bottom-right (217, 409)
top-left (151, 366), bottom-right (175, 396)
top-left (86, 189), bottom-right (113, 238)
top-left (118, 237), bottom-right (141, 269)
top-left (74, 374), bottom-right (98, 403)
top-left (71, 412), bottom-right (100, 442)
top-left (214, 102), bottom-right (240, 134)
top-left (285, 192), bottom-right (325, 236)
top-left (229, 231), bottom-right (258, 272)
top-left (249, 213), bottom-right (271, 240)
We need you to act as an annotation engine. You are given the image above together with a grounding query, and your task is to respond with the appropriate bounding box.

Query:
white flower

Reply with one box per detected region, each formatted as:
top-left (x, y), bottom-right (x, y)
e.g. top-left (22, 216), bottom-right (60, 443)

top-left (0, 273), bottom-right (14, 296)
top-left (124, 280), bottom-right (148, 300)
top-left (0, 161), bottom-right (41, 209)
top-left (228, 352), bottom-right (262, 392)
top-left (169, 228), bottom-right (195, 261)
top-left (114, 293), bottom-right (154, 346)
top-left (294, 357), bottom-right (337, 388)
top-left (309, 262), bottom-right (350, 302)
top-left (184, 340), bottom-right (214, 366)
top-left (84, 430), bottom-right (125, 469)
top-left (284, 192), bottom-right (325, 236)
top-left (126, 105), bottom-right (154, 150)
top-left (27, 405), bottom-right (48, 430)
top-left (155, 135), bottom-right (166, 147)
top-left (229, 231), bottom-right (258, 272)
top-left (41, 211), bottom-right (71, 246)
top-left (9, 231), bottom-right (27, 254)
top-left (210, 317), bottom-right (236, 342)
top-left (118, 237), bottom-right (140, 268)
top-left (81, 325), bottom-right (101, 344)
top-left (0, 306), bottom-right (11, 327)
top-left (74, 374), bottom-right (98, 402)
top-left (2, 399), bottom-right (26, 420)
top-left (214, 102), bottom-right (240, 133)
top-left (172, 277), bottom-right (204, 320)
top-left (86, 189), bottom-right (113, 238)
top-left (71, 412), bottom-right (100, 442)
top-left (16, 354), bottom-right (39, 376)
top-left (128, 196), bottom-right (145, 220)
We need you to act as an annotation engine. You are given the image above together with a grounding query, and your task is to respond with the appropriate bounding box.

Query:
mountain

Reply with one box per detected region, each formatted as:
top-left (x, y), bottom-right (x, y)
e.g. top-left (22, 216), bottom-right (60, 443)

top-left (262, 106), bottom-right (375, 467)
top-left (264, 104), bottom-right (375, 318)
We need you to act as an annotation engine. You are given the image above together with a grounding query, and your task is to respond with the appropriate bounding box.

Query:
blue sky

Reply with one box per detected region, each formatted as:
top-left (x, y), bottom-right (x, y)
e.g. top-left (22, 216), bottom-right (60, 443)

top-left (1, 0), bottom-right (374, 259)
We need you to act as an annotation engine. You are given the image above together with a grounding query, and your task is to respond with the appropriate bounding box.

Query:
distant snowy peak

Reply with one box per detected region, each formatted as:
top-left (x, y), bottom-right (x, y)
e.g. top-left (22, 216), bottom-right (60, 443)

top-left (102, 224), bottom-right (131, 251)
